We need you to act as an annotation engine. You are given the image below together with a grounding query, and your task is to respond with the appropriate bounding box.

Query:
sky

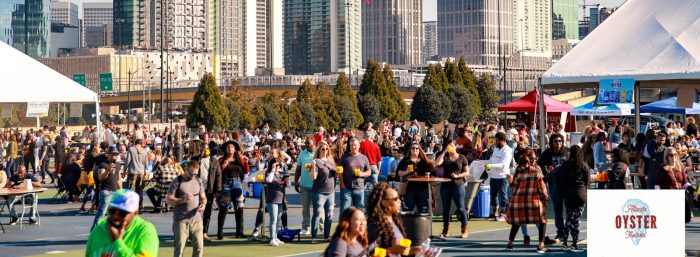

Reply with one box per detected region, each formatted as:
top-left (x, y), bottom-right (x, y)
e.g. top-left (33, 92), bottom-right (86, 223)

top-left (73, 0), bottom-right (627, 21)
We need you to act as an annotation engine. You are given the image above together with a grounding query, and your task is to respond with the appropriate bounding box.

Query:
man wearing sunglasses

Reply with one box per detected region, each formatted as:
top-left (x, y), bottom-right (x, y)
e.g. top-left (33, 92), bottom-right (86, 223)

top-left (537, 133), bottom-right (568, 245)
top-left (85, 189), bottom-right (159, 257)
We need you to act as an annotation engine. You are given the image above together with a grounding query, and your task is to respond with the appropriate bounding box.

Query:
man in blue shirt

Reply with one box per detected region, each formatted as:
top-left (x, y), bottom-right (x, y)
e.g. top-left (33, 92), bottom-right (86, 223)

top-left (6, 165), bottom-right (42, 225)
top-left (294, 136), bottom-right (316, 235)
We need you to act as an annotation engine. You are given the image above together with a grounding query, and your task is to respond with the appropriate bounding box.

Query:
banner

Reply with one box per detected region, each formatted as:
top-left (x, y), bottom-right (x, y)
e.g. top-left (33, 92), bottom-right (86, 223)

top-left (70, 103), bottom-right (83, 117)
top-left (1, 104), bottom-right (12, 118)
top-left (588, 190), bottom-right (685, 257)
top-left (597, 78), bottom-right (635, 105)
top-left (26, 101), bottom-right (50, 118)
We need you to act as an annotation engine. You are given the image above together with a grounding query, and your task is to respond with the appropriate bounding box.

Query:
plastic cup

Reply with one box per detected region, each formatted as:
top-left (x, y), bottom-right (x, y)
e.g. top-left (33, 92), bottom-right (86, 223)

top-left (399, 238), bottom-right (412, 255)
top-left (257, 174), bottom-right (264, 182)
top-left (305, 163), bottom-right (311, 171)
top-left (372, 248), bottom-right (387, 257)
top-left (337, 166), bottom-right (343, 173)
top-left (354, 168), bottom-right (360, 176)
top-left (407, 165), bottom-right (414, 173)
top-left (485, 164), bottom-right (491, 170)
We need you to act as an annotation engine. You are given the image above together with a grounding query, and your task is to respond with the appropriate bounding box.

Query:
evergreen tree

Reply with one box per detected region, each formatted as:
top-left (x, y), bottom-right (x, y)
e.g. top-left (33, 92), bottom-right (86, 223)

top-left (357, 94), bottom-right (382, 126)
top-left (225, 84), bottom-right (257, 129)
top-left (447, 85), bottom-right (476, 124)
top-left (333, 72), bottom-right (363, 128)
top-left (358, 60), bottom-right (385, 96)
top-left (383, 64), bottom-right (409, 120)
top-left (316, 81), bottom-right (340, 130)
top-left (458, 56), bottom-right (481, 115)
top-left (476, 74), bottom-right (500, 122)
top-left (444, 59), bottom-right (464, 88)
top-left (187, 73), bottom-right (230, 130)
top-left (411, 84), bottom-right (451, 125)
top-left (434, 63), bottom-right (450, 92)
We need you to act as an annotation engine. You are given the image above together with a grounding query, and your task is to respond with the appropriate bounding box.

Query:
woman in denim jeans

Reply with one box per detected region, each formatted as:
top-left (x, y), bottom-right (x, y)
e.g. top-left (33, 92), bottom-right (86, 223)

top-left (434, 140), bottom-right (470, 239)
top-left (309, 141), bottom-right (337, 244)
top-left (265, 153), bottom-right (287, 247)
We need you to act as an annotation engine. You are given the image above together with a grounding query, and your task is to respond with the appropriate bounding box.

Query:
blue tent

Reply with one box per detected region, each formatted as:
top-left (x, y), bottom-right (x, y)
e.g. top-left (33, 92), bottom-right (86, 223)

top-left (572, 101), bottom-right (634, 116)
top-left (639, 97), bottom-right (700, 114)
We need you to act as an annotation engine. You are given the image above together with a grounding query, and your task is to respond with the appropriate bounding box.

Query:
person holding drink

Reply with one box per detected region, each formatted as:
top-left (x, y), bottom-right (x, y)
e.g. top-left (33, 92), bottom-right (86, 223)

top-left (397, 142), bottom-right (434, 213)
top-left (339, 138), bottom-right (372, 213)
top-left (310, 141), bottom-right (338, 244)
top-left (434, 140), bottom-right (470, 239)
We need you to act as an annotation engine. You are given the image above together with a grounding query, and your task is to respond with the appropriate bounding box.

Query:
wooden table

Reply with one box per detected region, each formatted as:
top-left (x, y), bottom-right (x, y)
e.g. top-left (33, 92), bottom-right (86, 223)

top-left (0, 188), bottom-right (47, 229)
top-left (407, 177), bottom-right (452, 239)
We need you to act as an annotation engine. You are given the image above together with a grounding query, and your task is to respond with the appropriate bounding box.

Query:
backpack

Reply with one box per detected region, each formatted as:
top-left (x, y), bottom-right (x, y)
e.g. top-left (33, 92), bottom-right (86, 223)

top-left (606, 163), bottom-right (632, 189)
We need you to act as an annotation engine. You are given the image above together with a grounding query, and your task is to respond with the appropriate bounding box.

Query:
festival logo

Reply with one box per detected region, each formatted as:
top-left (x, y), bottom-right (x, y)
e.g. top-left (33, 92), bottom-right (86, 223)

top-left (615, 199), bottom-right (657, 246)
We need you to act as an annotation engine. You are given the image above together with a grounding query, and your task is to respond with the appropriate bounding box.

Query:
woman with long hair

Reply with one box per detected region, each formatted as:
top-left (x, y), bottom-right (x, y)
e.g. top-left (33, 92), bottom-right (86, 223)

top-left (555, 145), bottom-right (589, 252)
top-left (366, 182), bottom-right (413, 256)
top-left (581, 135), bottom-right (595, 169)
top-left (656, 147), bottom-right (688, 189)
top-left (472, 131), bottom-right (484, 160)
top-left (434, 140), bottom-right (470, 239)
top-left (265, 151), bottom-right (288, 247)
top-left (397, 142), bottom-right (433, 213)
top-left (217, 141), bottom-right (249, 239)
top-left (323, 206), bottom-right (369, 257)
top-left (310, 141), bottom-right (338, 244)
top-left (606, 148), bottom-right (632, 189)
top-left (506, 149), bottom-right (549, 253)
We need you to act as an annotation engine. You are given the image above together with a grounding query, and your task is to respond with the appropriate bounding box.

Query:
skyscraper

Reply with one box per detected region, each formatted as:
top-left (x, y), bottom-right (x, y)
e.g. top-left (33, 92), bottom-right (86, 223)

top-left (589, 7), bottom-right (600, 31)
top-left (284, 0), bottom-right (361, 75)
top-left (154, 0), bottom-right (208, 51)
top-left (437, 0), bottom-right (514, 68)
top-left (113, 0), bottom-right (151, 48)
top-left (0, 0), bottom-right (51, 58)
top-left (552, 0), bottom-right (579, 40)
top-left (50, 1), bottom-right (79, 27)
top-left (216, 0), bottom-right (244, 78)
top-left (423, 21), bottom-right (437, 63)
top-left (514, 0), bottom-right (551, 53)
top-left (83, 2), bottom-right (113, 47)
top-left (242, 0), bottom-right (284, 76)
top-left (362, 0), bottom-right (422, 66)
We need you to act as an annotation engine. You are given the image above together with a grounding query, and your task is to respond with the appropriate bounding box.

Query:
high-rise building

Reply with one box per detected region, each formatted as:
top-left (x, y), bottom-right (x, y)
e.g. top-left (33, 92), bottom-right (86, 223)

top-left (513, 0), bottom-right (551, 53)
top-left (0, 0), bottom-right (51, 58)
top-left (50, 1), bottom-right (79, 27)
top-left (362, 0), bottom-right (422, 66)
top-left (551, 0), bottom-right (578, 40)
top-left (284, 0), bottom-right (361, 75)
top-left (218, 0), bottom-right (243, 78)
top-left (423, 21), bottom-right (437, 63)
top-left (83, 2), bottom-right (113, 47)
top-left (154, 0), bottom-right (208, 51)
top-left (437, 0), bottom-right (514, 68)
top-left (242, 0), bottom-right (284, 76)
top-left (599, 7), bottom-right (615, 24)
top-left (50, 23), bottom-right (80, 57)
top-left (589, 7), bottom-right (600, 31)
top-left (113, 0), bottom-right (152, 49)
top-left (578, 17), bottom-right (590, 39)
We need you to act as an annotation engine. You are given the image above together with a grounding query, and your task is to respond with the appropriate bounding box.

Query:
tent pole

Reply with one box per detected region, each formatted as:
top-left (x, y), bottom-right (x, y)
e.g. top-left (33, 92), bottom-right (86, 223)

top-left (634, 82), bottom-right (641, 133)
top-left (538, 78), bottom-right (546, 149)
top-left (36, 117), bottom-right (39, 130)
top-left (96, 98), bottom-right (102, 144)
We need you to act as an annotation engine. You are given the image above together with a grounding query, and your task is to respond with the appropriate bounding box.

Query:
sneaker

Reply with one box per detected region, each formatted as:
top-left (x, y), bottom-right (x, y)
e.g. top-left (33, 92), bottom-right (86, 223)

top-left (29, 218), bottom-right (38, 224)
top-left (252, 229), bottom-right (260, 238)
top-left (9, 217), bottom-right (18, 226)
top-left (301, 228), bottom-right (310, 235)
top-left (310, 239), bottom-right (318, 244)
top-left (497, 215), bottom-right (507, 222)
top-left (203, 235), bottom-right (211, 242)
top-left (523, 235), bottom-right (531, 246)
top-left (570, 244), bottom-right (583, 252)
top-left (505, 243), bottom-right (514, 251)
top-left (561, 243), bottom-right (570, 251)
top-left (544, 236), bottom-right (559, 245)
top-left (270, 239), bottom-right (280, 247)
top-left (536, 246), bottom-right (549, 254)
top-left (277, 238), bottom-right (285, 245)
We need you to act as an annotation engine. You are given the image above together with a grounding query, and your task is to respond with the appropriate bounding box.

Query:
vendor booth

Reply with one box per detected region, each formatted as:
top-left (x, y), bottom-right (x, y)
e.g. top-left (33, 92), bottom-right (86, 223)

top-left (640, 97), bottom-right (700, 115)
top-left (498, 89), bottom-right (575, 131)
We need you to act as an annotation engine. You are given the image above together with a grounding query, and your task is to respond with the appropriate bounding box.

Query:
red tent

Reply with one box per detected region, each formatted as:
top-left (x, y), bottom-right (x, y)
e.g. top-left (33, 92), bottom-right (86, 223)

top-left (498, 89), bottom-right (573, 112)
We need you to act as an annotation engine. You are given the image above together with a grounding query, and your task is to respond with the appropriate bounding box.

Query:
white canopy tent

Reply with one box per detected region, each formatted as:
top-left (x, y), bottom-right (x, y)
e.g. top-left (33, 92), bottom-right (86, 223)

top-left (538, 0), bottom-right (700, 147)
top-left (0, 41), bottom-right (101, 139)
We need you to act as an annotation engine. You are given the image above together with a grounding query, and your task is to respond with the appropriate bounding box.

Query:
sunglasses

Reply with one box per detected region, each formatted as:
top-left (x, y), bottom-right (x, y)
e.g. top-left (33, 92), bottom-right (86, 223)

top-left (108, 208), bottom-right (130, 218)
top-left (411, 147), bottom-right (420, 150)
top-left (383, 196), bottom-right (400, 202)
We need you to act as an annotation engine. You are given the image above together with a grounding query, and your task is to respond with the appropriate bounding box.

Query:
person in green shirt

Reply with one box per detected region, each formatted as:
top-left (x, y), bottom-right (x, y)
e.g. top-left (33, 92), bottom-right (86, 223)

top-left (85, 189), bottom-right (159, 257)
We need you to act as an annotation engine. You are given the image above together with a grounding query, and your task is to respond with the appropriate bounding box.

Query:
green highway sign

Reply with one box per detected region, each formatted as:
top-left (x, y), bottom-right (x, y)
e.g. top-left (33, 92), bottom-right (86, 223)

top-left (72, 74), bottom-right (86, 87)
top-left (99, 73), bottom-right (113, 91)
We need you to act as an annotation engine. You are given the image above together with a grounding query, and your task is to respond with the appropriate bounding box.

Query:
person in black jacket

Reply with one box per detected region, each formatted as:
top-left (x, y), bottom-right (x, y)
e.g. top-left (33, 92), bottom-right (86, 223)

top-left (554, 145), bottom-right (589, 252)
top-left (606, 148), bottom-right (632, 189)
top-left (536, 133), bottom-right (567, 245)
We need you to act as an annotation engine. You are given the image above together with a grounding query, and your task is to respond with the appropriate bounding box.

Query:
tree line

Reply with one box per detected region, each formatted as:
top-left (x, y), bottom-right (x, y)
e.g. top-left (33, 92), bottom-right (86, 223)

top-left (187, 57), bottom-right (500, 131)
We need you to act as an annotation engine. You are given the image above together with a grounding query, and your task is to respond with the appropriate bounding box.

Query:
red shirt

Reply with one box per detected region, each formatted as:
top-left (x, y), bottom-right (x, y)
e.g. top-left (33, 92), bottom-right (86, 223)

top-left (359, 140), bottom-right (382, 165)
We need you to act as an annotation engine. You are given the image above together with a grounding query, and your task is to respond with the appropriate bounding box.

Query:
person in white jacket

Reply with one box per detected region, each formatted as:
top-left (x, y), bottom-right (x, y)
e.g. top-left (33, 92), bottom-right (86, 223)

top-left (482, 132), bottom-right (514, 221)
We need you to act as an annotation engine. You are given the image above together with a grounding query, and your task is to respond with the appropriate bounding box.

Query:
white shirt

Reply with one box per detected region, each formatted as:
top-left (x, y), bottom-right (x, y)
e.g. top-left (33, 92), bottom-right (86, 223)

top-left (275, 131), bottom-right (283, 140)
top-left (154, 136), bottom-right (163, 146)
top-left (242, 133), bottom-right (256, 152)
top-left (506, 128), bottom-right (518, 141)
top-left (484, 144), bottom-right (513, 179)
top-left (393, 127), bottom-right (402, 139)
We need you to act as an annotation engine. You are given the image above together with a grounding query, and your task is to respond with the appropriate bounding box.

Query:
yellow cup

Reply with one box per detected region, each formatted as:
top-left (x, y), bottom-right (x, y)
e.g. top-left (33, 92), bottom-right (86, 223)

top-left (305, 163), bottom-right (311, 171)
top-left (257, 174), bottom-right (263, 182)
top-left (399, 238), bottom-right (412, 255)
top-left (337, 166), bottom-right (344, 173)
top-left (354, 168), bottom-right (360, 176)
top-left (407, 165), bottom-right (414, 173)
top-left (485, 164), bottom-right (491, 170)
top-left (372, 248), bottom-right (387, 257)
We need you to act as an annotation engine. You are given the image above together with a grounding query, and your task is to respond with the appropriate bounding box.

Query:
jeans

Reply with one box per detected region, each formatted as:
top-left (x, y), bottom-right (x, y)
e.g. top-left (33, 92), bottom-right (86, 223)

top-left (173, 221), bottom-right (204, 257)
top-left (81, 186), bottom-right (94, 205)
top-left (91, 190), bottom-right (115, 231)
top-left (300, 187), bottom-right (313, 229)
top-left (440, 184), bottom-right (468, 226)
top-left (8, 194), bottom-right (37, 219)
top-left (311, 192), bottom-right (334, 240)
top-left (40, 159), bottom-right (51, 182)
top-left (127, 173), bottom-right (144, 210)
top-left (339, 188), bottom-right (365, 214)
top-left (490, 178), bottom-right (509, 213)
top-left (403, 187), bottom-right (429, 213)
top-left (550, 186), bottom-right (565, 239)
top-left (369, 165), bottom-right (380, 187)
top-left (267, 203), bottom-right (282, 239)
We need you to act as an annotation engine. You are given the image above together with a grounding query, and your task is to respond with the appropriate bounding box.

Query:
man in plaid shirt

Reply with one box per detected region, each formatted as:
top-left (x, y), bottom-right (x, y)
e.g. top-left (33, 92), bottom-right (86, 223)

top-left (146, 156), bottom-right (180, 212)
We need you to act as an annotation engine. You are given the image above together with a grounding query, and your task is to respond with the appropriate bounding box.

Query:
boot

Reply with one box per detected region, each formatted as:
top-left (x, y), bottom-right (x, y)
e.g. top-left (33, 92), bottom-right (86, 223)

top-left (461, 225), bottom-right (469, 239)
top-left (440, 224), bottom-right (449, 238)
top-left (217, 209), bottom-right (227, 240)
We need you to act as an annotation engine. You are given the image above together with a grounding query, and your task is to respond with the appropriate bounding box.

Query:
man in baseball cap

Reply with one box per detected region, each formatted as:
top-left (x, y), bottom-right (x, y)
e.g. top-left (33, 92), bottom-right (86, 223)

top-left (85, 189), bottom-right (159, 257)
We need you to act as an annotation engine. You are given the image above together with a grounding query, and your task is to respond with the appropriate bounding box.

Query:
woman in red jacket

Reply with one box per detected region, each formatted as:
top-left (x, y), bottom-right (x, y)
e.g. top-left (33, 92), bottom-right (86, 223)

top-left (656, 147), bottom-right (688, 189)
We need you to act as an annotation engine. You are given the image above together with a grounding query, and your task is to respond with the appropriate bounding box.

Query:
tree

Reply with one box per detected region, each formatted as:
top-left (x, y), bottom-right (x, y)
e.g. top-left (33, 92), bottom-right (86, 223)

top-left (316, 81), bottom-right (341, 130)
top-left (255, 92), bottom-right (285, 130)
top-left (333, 72), bottom-right (363, 128)
top-left (225, 84), bottom-right (257, 130)
top-left (434, 63), bottom-right (450, 92)
top-left (411, 84), bottom-right (451, 125)
top-left (444, 59), bottom-right (464, 88)
top-left (383, 64), bottom-right (409, 121)
top-left (357, 94), bottom-right (382, 126)
top-left (458, 56), bottom-right (481, 115)
top-left (187, 73), bottom-right (230, 130)
top-left (422, 64), bottom-right (448, 93)
top-left (358, 60), bottom-right (407, 122)
top-left (476, 74), bottom-right (500, 122)
top-left (447, 85), bottom-right (476, 124)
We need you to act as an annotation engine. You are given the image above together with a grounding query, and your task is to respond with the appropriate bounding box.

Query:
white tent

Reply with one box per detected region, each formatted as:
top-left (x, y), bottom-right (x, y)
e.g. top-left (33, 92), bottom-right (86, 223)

top-left (542, 0), bottom-right (700, 86)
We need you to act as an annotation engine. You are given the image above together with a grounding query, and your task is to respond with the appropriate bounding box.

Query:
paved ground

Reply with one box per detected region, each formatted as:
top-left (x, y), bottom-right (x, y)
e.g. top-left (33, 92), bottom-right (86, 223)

top-left (0, 185), bottom-right (697, 257)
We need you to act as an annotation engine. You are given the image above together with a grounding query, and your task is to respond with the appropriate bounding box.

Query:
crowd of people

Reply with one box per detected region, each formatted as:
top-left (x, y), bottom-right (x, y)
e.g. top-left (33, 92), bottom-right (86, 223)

top-left (0, 116), bottom-right (699, 256)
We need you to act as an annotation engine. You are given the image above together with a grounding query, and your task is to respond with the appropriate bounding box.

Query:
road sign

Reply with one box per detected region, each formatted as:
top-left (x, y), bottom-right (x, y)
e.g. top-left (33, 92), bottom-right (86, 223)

top-left (72, 73), bottom-right (86, 87)
top-left (99, 73), bottom-right (113, 91)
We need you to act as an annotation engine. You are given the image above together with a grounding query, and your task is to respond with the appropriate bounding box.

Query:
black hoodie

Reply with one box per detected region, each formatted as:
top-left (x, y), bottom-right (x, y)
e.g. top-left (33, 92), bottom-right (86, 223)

top-left (555, 160), bottom-right (590, 209)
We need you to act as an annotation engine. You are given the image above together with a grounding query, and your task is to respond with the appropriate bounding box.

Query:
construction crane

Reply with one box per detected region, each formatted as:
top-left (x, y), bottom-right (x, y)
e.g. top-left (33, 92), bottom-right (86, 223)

top-left (580, 0), bottom-right (601, 19)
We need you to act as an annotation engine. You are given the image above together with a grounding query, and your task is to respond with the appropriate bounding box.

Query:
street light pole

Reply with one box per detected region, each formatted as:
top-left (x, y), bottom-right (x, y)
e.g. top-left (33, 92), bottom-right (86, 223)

top-left (128, 71), bottom-right (131, 134)
top-left (345, 2), bottom-right (352, 85)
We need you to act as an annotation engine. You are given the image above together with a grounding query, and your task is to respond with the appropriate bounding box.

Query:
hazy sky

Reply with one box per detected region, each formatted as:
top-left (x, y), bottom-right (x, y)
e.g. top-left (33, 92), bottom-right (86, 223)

top-left (73, 0), bottom-right (627, 21)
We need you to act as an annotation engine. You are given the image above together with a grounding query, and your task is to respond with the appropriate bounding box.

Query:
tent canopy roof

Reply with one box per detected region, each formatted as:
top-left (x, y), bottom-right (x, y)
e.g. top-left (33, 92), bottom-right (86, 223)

top-left (639, 97), bottom-right (700, 114)
top-left (541, 0), bottom-right (700, 87)
top-left (498, 90), bottom-right (573, 113)
top-left (0, 41), bottom-right (98, 103)
top-left (571, 101), bottom-right (634, 116)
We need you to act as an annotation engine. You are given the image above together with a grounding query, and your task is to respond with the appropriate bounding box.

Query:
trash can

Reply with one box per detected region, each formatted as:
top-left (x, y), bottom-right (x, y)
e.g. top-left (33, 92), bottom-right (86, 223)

top-left (464, 181), bottom-right (481, 215)
top-left (401, 212), bottom-right (431, 246)
top-left (471, 186), bottom-right (491, 218)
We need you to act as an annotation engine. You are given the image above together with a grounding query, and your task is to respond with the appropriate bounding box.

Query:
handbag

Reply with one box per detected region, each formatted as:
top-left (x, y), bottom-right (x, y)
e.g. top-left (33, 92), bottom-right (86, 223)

top-left (277, 228), bottom-right (301, 242)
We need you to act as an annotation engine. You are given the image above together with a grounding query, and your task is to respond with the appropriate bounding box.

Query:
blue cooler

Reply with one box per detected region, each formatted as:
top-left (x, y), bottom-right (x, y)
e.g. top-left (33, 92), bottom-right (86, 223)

top-left (471, 186), bottom-right (491, 218)
top-left (252, 182), bottom-right (263, 198)
top-left (380, 157), bottom-right (394, 180)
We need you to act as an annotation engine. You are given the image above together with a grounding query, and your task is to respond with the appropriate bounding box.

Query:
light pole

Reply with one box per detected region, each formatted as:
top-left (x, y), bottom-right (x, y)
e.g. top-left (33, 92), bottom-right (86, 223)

top-left (519, 18), bottom-right (525, 95)
top-left (127, 66), bottom-right (151, 134)
top-left (345, 2), bottom-right (352, 85)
